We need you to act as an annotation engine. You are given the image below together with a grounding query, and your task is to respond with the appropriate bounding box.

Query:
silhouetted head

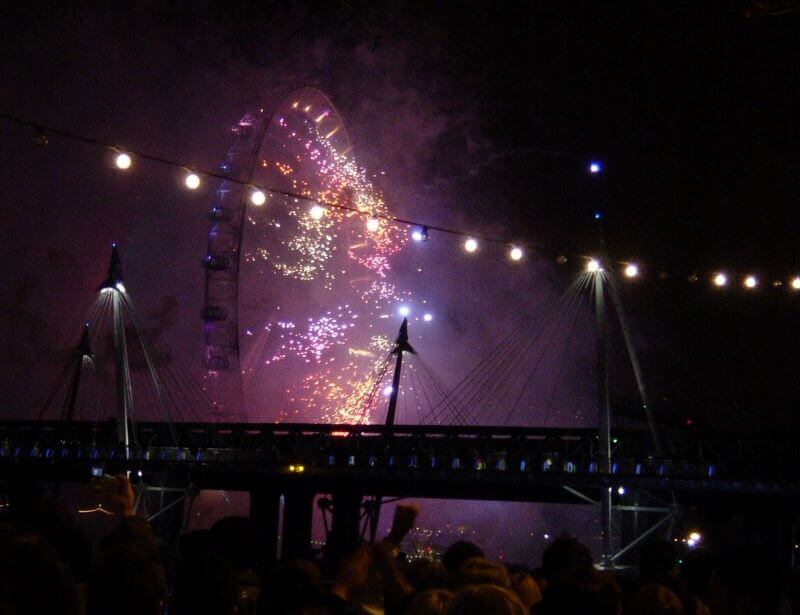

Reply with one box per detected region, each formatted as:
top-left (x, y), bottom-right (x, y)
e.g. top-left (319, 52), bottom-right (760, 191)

top-left (258, 559), bottom-right (324, 614)
top-left (89, 546), bottom-right (165, 615)
top-left (406, 589), bottom-right (453, 615)
top-left (210, 516), bottom-right (261, 570)
top-left (541, 537), bottom-right (594, 588)
top-left (446, 584), bottom-right (526, 615)
top-left (628, 583), bottom-right (685, 615)
top-left (510, 571), bottom-right (542, 610)
top-left (639, 540), bottom-right (680, 584)
top-left (0, 534), bottom-right (80, 615)
top-left (407, 558), bottom-right (448, 591)
top-left (442, 540), bottom-right (484, 575)
top-left (171, 550), bottom-right (238, 615)
top-left (451, 557), bottom-right (511, 589)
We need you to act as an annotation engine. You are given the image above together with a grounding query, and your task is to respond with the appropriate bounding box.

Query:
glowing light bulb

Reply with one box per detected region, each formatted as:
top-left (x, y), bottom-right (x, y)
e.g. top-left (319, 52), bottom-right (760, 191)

top-left (309, 205), bottom-right (325, 220)
top-left (185, 173), bottom-right (200, 189)
top-left (589, 161), bottom-right (602, 174)
top-left (509, 246), bottom-right (523, 261)
top-left (792, 277), bottom-right (800, 290)
top-left (382, 385), bottom-right (394, 397)
top-left (423, 313), bottom-right (433, 322)
top-left (250, 190), bottom-right (266, 206)
top-left (464, 238), bottom-right (478, 253)
top-left (587, 259), bottom-right (601, 273)
top-left (713, 273), bottom-right (727, 287)
top-left (744, 275), bottom-right (757, 289)
top-left (398, 306), bottom-right (410, 317)
top-left (689, 532), bottom-right (701, 542)
top-left (617, 486), bottom-right (626, 495)
top-left (115, 282), bottom-right (126, 294)
top-left (412, 226), bottom-right (429, 242)
top-left (115, 153), bottom-right (132, 169)
top-left (366, 218), bottom-right (380, 232)
top-left (624, 264), bottom-right (639, 278)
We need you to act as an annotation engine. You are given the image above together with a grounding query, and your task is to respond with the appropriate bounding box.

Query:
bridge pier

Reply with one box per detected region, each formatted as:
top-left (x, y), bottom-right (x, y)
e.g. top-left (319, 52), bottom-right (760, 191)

top-left (281, 488), bottom-right (314, 560)
top-left (322, 490), bottom-right (364, 575)
top-left (618, 489), bottom-right (668, 564)
top-left (249, 488), bottom-right (281, 563)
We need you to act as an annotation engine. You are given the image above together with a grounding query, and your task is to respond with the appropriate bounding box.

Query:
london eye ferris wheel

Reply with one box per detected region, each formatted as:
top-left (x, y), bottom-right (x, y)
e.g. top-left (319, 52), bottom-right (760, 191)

top-left (203, 87), bottom-right (426, 423)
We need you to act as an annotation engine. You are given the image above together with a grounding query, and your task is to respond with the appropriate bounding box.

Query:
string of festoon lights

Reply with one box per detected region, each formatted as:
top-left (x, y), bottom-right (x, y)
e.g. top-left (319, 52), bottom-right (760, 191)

top-left (3, 110), bottom-right (800, 294)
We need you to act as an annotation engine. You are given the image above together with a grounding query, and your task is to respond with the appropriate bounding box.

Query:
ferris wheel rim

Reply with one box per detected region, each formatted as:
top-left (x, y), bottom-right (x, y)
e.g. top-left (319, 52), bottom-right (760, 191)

top-left (202, 86), bottom-right (354, 418)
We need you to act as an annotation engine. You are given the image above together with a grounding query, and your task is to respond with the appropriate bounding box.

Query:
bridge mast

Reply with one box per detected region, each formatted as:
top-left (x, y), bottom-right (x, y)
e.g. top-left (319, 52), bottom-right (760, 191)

top-left (385, 318), bottom-right (416, 429)
top-left (593, 269), bottom-right (613, 567)
top-left (365, 318), bottom-right (416, 544)
top-left (98, 245), bottom-right (133, 448)
top-left (61, 323), bottom-right (93, 421)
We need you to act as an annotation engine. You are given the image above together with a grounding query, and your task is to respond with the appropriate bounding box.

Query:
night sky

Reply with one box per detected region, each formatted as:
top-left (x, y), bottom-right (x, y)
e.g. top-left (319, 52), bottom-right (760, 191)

top-left (1, 0), bottom-right (799, 561)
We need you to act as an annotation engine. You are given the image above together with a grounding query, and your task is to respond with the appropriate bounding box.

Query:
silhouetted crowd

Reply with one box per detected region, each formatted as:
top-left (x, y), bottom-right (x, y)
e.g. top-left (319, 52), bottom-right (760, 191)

top-left (1, 476), bottom-right (797, 614)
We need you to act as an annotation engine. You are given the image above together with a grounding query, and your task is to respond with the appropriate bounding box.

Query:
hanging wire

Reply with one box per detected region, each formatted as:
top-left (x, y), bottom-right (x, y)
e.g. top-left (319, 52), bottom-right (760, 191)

top-left (6, 111), bottom-right (795, 286)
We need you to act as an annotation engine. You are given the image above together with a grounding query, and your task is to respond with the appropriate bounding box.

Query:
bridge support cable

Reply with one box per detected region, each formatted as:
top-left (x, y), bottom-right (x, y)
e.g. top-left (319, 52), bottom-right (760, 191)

top-left (39, 246), bottom-right (216, 452)
top-left (419, 287), bottom-right (569, 425)
top-left (357, 354), bottom-right (394, 425)
top-left (452, 278), bottom-right (586, 425)
top-left (441, 311), bottom-right (545, 424)
top-left (110, 290), bottom-right (135, 449)
top-left (419, 301), bottom-right (546, 424)
top-left (119, 293), bottom-right (179, 447)
top-left (606, 273), bottom-right (663, 455)
top-left (117, 295), bottom-right (212, 426)
top-left (434, 274), bottom-right (592, 426)
top-left (545, 292), bottom-right (587, 416)
top-left (414, 356), bottom-right (465, 425)
top-left (25, 292), bottom-right (108, 421)
top-left (36, 333), bottom-right (90, 421)
top-left (501, 284), bottom-right (588, 425)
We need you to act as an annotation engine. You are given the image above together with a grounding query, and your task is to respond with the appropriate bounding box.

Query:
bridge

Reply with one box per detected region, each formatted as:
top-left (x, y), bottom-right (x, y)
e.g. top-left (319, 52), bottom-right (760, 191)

top-left (5, 96), bottom-right (796, 567)
top-left (2, 419), bottom-right (795, 502)
top-left (2, 417), bottom-right (797, 565)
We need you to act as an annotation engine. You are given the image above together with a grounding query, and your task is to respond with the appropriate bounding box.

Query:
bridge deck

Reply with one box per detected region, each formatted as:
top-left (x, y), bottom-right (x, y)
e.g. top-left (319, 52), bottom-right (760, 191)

top-left (0, 420), bottom-right (796, 505)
